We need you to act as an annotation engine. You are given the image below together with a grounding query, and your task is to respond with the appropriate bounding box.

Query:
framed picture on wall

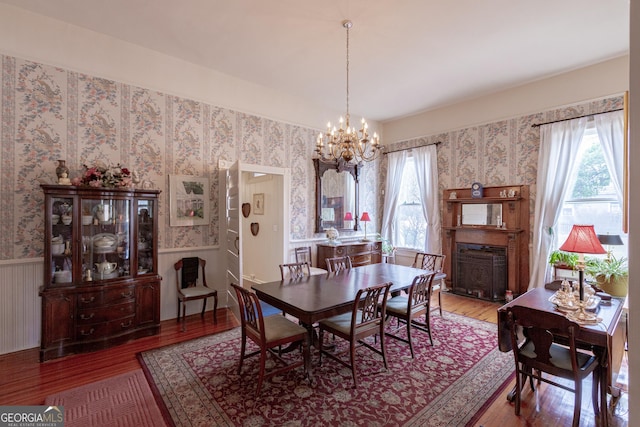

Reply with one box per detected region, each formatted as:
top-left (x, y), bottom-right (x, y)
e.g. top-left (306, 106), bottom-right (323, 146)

top-left (253, 193), bottom-right (265, 215)
top-left (169, 175), bottom-right (210, 226)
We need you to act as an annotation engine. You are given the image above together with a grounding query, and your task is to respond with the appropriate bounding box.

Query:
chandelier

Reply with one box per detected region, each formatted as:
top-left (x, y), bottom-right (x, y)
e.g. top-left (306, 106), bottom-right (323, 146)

top-left (315, 20), bottom-right (381, 163)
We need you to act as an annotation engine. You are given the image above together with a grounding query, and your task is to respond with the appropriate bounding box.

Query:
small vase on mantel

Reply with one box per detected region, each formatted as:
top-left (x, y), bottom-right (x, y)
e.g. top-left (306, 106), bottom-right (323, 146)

top-left (56, 160), bottom-right (70, 183)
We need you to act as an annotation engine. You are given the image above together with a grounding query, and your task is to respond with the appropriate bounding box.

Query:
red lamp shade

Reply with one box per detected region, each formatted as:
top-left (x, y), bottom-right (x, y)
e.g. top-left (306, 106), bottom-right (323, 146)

top-left (344, 212), bottom-right (353, 221)
top-left (360, 212), bottom-right (371, 222)
top-left (559, 225), bottom-right (606, 255)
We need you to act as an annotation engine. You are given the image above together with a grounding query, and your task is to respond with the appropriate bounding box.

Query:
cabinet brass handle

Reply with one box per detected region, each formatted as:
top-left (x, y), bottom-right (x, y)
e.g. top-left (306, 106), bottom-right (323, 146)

top-left (80, 296), bottom-right (95, 303)
top-left (80, 328), bottom-right (95, 336)
top-left (79, 313), bottom-right (95, 320)
top-left (121, 320), bottom-right (133, 328)
top-left (121, 291), bottom-right (133, 298)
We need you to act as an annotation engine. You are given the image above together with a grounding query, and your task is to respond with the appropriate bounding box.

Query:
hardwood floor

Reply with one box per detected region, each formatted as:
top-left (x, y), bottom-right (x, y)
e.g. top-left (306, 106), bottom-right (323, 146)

top-left (0, 292), bottom-right (628, 426)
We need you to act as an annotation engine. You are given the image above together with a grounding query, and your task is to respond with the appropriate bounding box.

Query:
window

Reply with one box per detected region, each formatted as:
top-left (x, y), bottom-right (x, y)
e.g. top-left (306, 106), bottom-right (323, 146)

top-left (555, 125), bottom-right (628, 259)
top-left (394, 156), bottom-right (427, 249)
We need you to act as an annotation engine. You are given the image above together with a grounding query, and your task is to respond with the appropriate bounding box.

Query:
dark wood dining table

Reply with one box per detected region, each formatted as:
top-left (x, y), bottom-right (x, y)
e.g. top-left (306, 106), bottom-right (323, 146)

top-left (252, 262), bottom-right (445, 374)
top-left (497, 287), bottom-right (623, 427)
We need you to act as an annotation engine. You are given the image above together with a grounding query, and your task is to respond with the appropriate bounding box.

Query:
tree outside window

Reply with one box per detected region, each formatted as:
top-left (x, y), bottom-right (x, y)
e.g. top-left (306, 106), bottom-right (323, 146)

top-left (394, 157), bottom-right (427, 250)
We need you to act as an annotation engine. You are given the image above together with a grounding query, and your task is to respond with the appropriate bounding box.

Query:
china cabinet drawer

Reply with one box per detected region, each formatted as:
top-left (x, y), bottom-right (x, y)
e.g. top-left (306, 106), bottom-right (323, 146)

top-left (75, 314), bottom-right (136, 340)
top-left (76, 301), bottom-right (136, 324)
top-left (77, 287), bottom-right (135, 307)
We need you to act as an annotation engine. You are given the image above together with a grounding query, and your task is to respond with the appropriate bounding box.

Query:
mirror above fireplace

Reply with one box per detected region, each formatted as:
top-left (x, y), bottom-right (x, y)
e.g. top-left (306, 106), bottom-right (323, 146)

top-left (461, 203), bottom-right (503, 226)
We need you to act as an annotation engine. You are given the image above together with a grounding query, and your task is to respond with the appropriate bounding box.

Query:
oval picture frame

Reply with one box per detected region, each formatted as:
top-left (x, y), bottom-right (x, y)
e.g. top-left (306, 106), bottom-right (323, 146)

top-left (250, 222), bottom-right (259, 236)
top-left (242, 203), bottom-right (251, 218)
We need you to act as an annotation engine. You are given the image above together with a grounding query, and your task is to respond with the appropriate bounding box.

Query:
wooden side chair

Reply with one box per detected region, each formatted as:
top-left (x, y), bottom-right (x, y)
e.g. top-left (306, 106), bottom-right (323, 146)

top-left (318, 281), bottom-right (392, 388)
top-left (294, 246), bottom-right (313, 265)
top-left (279, 261), bottom-right (311, 280)
top-left (174, 257), bottom-right (218, 332)
top-left (325, 255), bottom-right (353, 273)
top-left (412, 252), bottom-right (446, 316)
top-left (506, 305), bottom-right (603, 427)
top-left (231, 283), bottom-right (309, 394)
top-left (384, 272), bottom-right (437, 358)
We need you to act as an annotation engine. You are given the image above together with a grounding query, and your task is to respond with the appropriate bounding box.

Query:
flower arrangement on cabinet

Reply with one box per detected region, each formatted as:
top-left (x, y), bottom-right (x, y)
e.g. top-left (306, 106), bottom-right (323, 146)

top-left (71, 161), bottom-right (133, 188)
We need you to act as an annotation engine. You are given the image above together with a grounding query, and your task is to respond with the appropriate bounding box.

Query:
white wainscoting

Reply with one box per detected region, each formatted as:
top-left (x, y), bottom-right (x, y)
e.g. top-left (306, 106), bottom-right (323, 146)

top-left (0, 260), bottom-right (43, 355)
top-left (0, 247), bottom-right (229, 356)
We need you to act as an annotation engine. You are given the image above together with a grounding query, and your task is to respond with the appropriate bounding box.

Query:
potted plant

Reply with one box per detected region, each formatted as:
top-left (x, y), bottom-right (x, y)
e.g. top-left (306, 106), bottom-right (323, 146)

top-left (548, 250), bottom-right (579, 270)
top-left (586, 255), bottom-right (629, 297)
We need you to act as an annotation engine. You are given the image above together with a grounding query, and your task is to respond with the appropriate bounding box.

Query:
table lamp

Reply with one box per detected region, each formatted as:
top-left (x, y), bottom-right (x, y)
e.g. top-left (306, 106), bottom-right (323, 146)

top-left (597, 233), bottom-right (624, 261)
top-left (360, 212), bottom-right (371, 241)
top-left (344, 212), bottom-right (353, 229)
top-left (559, 224), bottom-right (606, 303)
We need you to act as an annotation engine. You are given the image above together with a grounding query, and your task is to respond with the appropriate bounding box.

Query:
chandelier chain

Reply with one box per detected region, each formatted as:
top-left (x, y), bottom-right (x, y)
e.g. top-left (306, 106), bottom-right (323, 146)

top-left (345, 20), bottom-right (350, 126)
top-left (314, 19), bottom-right (381, 163)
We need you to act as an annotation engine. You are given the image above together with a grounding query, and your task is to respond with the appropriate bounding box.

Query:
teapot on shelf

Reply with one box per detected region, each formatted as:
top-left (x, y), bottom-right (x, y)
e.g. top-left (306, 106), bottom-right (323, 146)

top-left (95, 261), bottom-right (118, 275)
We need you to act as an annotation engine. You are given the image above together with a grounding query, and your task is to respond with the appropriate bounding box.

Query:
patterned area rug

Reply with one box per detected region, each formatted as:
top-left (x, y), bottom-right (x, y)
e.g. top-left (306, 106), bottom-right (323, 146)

top-left (44, 369), bottom-right (169, 427)
top-left (139, 313), bottom-right (513, 427)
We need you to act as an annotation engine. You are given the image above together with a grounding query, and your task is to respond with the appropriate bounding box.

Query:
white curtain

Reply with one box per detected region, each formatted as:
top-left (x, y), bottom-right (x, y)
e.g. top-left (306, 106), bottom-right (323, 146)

top-left (529, 117), bottom-right (587, 289)
top-left (380, 150), bottom-right (408, 244)
top-left (594, 110), bottom-right (625, 208)
top-left (413, 145), bottom-right (441, 253)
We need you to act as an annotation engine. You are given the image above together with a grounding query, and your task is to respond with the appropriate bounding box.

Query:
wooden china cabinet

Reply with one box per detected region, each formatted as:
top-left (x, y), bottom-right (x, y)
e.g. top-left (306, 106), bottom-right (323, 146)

top-left (39, 184), bottom-right (161, 362)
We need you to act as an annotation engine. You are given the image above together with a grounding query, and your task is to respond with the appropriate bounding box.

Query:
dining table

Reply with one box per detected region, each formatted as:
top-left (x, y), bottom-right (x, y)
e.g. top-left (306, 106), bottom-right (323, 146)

top-left (497, 287), bottom-right (624, 427)
top-left (252, 262), bottom-right (445, 375)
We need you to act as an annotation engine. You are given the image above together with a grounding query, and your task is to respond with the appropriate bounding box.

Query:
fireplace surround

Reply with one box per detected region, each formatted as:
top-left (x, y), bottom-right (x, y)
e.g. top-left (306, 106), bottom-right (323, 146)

top-left (442, 185), bottom-right (530, 299)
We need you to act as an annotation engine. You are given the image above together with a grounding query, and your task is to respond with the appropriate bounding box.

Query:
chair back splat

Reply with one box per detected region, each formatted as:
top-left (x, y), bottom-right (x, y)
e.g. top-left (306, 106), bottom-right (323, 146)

top-left (506, 305), bottom-right (603, 427)
top-left (411, 252), bottom-right (446, 316)
top-left (325, 256), bottom-right (353, 274)
top-left (279, 262), bottom-right (311, 280)
top-left (231, 283), bottom-right (309, 394)
top-left (174, 257), bottom-right (218, 331)
top-left (384, 272), bottom-right (436, 358)
top-left (294, 246), bottom-right (313, 266)
top-left (318, 281), bottom-right (392, 388)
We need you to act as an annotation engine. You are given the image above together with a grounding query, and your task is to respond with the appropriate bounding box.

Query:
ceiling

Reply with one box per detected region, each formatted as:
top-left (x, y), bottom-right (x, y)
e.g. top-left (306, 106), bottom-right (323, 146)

top-left (0, 0), bottom-right (630, 123)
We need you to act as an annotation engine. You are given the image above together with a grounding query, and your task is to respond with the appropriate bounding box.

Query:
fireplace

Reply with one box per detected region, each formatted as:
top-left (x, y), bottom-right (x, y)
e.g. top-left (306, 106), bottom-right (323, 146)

top-left (454, 243), bottom-right (507, 301)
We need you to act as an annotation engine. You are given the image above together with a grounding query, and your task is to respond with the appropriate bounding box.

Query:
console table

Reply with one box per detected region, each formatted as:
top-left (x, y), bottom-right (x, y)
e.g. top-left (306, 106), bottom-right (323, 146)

top-left (317, 241), bottom-right (382, 269)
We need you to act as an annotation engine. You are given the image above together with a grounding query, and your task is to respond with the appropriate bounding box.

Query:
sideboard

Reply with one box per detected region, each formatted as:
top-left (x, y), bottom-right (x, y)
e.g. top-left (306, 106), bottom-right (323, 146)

top-left (317, 241), bottom-right (382, 269)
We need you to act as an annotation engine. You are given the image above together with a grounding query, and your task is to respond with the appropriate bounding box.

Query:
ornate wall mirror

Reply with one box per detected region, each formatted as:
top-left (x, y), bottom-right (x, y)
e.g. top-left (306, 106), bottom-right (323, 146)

top-left (313, 158), bottom-right (360, 233)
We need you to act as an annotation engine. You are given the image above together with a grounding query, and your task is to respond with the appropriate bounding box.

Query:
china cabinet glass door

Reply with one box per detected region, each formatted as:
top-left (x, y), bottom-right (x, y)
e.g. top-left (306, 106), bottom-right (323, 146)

top-left (136, 198), bottom-right (156, 274)
top-left (50, 196), bottom-right (74, 284)
top-left (81, 198), bottom-right (131, 281)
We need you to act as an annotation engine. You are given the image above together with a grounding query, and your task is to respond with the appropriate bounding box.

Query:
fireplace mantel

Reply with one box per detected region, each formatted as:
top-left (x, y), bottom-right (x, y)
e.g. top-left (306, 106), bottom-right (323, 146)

top-left (441, 185), bottom-right (530, 298)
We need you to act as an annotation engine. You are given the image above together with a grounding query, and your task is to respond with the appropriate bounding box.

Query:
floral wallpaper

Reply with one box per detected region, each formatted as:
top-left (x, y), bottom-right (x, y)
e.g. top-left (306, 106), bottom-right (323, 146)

top-left (0, 53), bottom-right (348, 260)
top-left (383, 95), bottom-right (624, 231)
top-left (0, 52), bottom-right (622, 261)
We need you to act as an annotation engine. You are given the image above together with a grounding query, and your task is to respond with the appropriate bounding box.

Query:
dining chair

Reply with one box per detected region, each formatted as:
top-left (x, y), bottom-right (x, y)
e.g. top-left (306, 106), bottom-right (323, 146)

top-left (325, 255), bottom-right (353, 273)
top-left (412, 252), bottom-right (446, 316)
top-left (279, 261), bottom-right (311, 280)
top-left (383, 272), bottom-right (437, 358)
top-left (318, 281), bottom-right (392, 388)
top-left (174, 257), bottom-right (218, 332)
top-left (506, 305), bottom-right (603, 427)
top-left (231, 283), bottom-right (309, 394)
top-left (294, 246), bottom-right (313, 265)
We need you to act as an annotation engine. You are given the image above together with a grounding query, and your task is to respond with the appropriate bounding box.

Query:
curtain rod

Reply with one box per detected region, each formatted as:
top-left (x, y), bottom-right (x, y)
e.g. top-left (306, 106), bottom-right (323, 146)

top-left (383, 140), bottom-right (442, 155)
top-left (531, 108), bottom-right (623, 128)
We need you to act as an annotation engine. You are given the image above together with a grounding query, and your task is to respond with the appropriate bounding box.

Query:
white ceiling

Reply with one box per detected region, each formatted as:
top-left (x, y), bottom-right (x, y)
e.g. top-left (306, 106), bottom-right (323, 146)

top-left (0, 0), bottom-right (630, 123)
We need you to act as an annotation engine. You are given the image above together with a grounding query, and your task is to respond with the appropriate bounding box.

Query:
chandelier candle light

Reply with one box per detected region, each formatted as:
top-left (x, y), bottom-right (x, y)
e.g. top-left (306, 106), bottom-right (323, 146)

top-left (315, 20), bottom-right (381, 164)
